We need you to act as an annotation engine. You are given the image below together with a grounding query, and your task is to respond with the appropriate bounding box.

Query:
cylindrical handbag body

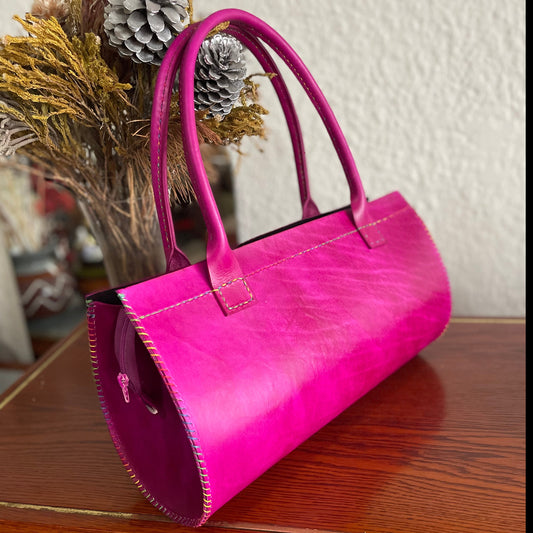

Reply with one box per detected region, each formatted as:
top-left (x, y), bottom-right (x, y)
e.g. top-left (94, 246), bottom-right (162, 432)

top-left (87, 9), bottom-right (451, 527)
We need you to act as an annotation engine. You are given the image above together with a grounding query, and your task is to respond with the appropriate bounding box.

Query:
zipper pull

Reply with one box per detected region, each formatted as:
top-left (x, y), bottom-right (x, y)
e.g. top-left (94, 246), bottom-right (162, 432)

top-left (117, 373), bottom-right (130, 403)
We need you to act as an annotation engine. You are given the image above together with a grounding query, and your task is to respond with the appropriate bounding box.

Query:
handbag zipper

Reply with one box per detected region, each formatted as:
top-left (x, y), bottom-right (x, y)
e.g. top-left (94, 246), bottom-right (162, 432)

top-left (117, 372), bottom-right (130, 403)
top-left (115, 309), bottom-right (158, 414)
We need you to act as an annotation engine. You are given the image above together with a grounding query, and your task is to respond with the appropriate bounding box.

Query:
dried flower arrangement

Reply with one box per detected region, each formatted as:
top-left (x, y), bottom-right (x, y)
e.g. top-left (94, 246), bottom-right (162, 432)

top-left (0, 0), bottom-right (268, 285)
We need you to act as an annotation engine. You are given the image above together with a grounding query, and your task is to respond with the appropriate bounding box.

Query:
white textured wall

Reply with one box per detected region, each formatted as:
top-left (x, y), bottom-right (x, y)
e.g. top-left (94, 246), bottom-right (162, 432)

top-left (1, 0), bottom-right (33, 35)
top-left (204, 0), bottom-right (525, 317)
top-left (2, 1), bottom-right (525, 317)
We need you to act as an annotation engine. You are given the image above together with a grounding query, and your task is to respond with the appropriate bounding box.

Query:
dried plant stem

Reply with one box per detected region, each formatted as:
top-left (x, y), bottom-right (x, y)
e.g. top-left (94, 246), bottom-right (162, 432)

top-left (0, 7), bottom-right (269, 282)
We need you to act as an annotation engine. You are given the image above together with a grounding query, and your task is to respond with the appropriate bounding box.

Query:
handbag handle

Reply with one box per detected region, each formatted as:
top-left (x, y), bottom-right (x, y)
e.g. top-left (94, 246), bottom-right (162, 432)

top-left (152, 22), bottom-right (321, 272)
top-left (227, 25), bottom-right (320, 220)
top-left (155, 9), bottom-right (385, 314)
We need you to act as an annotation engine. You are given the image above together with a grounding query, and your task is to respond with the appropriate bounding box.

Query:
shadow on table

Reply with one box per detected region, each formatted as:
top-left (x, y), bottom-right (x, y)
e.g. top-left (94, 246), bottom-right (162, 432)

top-left (211, 355), bottom-right (445, 527)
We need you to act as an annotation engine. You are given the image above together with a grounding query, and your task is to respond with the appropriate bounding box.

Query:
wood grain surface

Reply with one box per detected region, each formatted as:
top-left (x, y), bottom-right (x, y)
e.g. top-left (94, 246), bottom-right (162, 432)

top-left (0, 319), bottom-right (525, 533)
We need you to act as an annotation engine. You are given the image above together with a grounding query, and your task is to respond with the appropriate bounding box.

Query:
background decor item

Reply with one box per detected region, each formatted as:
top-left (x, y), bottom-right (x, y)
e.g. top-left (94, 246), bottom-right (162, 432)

top-left (103, 0), bottom-right (190, 65)
top-left (77, 194), bottom-right (166, 287)
top-left (0, 0), bottom-right (268, 286)
top-left (11, 242), bottom-right (76, 320)
top-left (193, 33), bottom-right (246, 118)
top-left (0, 160), bottom-right (48, 255)
top-left (0, 157), bottom-right (81, 360)
top-left (0, 229), bottom-right (34, 365)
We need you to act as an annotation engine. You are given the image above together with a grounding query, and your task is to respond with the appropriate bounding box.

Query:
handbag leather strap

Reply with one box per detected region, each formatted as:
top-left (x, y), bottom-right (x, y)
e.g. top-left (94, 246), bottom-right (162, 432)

top-left (228, 25), bottom-right (321, 221)
top-left (151, 23), bottom-right (196, 273)
top-left (151, 22), bottom-right (321, 272)
top-left (153, 9), bottom-right (386, 315)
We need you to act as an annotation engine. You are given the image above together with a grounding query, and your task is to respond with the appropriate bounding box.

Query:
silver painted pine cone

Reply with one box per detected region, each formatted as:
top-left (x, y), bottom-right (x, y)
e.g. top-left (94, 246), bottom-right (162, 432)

top-left (194, 34), bottom-right (246, 118)
top-left (103, 0), bottom-right (189, 65)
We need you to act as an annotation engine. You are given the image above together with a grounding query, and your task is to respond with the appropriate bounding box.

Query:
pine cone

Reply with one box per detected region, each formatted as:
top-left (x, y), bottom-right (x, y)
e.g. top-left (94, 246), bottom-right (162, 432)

top-left (103, 0), bottom-right (189, 65)
top-left (194, 34), bottom-right (246, 118)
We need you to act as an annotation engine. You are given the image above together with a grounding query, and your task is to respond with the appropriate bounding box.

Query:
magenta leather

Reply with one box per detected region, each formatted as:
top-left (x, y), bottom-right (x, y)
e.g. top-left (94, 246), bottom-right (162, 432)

top-left (87, 8), bottom-right (451, 527)
top-left (152, 22), bottom-right (320, 273)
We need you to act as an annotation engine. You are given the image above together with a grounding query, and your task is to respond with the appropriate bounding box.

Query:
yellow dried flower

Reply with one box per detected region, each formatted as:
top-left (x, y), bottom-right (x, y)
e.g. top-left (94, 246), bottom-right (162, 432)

top-left (0, 5), bottom-right (268, 221)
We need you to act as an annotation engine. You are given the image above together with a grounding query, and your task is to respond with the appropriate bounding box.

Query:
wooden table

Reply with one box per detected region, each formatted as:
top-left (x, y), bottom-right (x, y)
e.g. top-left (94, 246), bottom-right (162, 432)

top-left (0, 318), bottom-right (525, 532)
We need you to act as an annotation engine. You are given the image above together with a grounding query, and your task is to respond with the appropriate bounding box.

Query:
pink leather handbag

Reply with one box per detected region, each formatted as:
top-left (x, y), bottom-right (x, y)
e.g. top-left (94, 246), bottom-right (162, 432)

top-left (87, 9), bottom-right (451, 527)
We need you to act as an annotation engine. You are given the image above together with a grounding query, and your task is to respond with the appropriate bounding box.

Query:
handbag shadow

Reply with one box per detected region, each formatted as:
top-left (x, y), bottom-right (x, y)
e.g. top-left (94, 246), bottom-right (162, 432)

top-left (208, 354), bottom-right (446, 525)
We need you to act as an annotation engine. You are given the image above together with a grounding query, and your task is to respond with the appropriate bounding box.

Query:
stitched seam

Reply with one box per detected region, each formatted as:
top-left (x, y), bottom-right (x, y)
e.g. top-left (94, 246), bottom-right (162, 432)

top-left (411, 209), bottom-right (452, 341)
top-left (363, 224), bottom-right (386, 247)
top-left (218, 277), bottom-right (254, 311)
top-left (251, 27), bottom-right (357, 190)
top-left (136, 206), bottom-right (407, 319)
top-left (156, 107), bottom-right (168, 248)
top-left (157, 24), bottom-right (364, 273)
top-left (88, 303), bottom-right (208, 526)
top-left (230, 28), bottom-right (308, 205)
top-left (157, 54), bottom-right (180, 251)
top-left (242, 209), bottom-right (400, 279)
top-left (136, 289), bottom-right (214, 319)
top-left (118, 297), bottom-right (213, 525)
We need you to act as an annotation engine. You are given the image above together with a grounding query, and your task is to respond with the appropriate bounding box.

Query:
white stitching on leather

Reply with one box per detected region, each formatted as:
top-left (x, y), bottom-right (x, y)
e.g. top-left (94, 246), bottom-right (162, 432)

top-left (133, 206), bottom-right (408, 319)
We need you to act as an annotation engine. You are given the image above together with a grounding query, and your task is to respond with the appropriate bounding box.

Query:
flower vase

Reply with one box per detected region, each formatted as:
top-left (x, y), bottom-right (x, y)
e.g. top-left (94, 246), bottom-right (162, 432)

top-left (78, 195), bottom-right (167, 288)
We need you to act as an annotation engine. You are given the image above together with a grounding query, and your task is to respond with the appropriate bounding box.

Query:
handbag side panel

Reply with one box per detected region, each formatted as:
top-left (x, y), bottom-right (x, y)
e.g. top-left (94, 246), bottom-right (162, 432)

top-left (87, 297), bottom-right (206, 526)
